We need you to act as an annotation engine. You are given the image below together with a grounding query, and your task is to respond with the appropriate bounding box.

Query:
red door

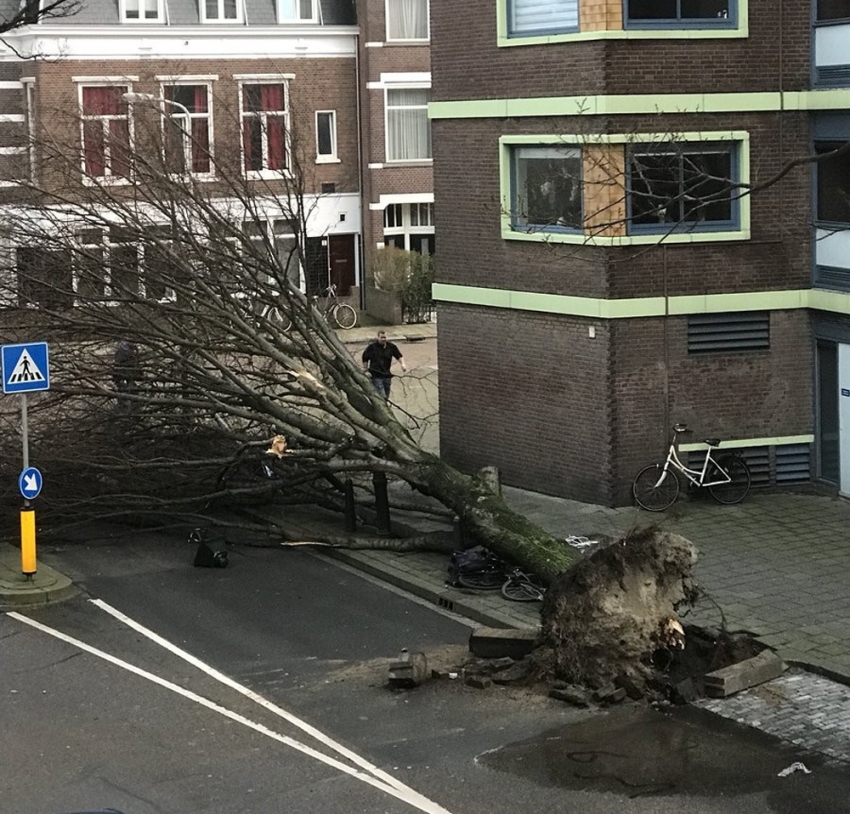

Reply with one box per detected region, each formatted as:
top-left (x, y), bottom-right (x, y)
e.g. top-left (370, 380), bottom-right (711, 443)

top-left (328, 234), bottom-right (356, 295)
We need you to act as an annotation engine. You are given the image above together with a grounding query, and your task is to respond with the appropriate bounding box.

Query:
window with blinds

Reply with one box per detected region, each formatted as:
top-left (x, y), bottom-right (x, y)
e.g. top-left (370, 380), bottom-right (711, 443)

top-left (508, 0), bottom-right (578, 36)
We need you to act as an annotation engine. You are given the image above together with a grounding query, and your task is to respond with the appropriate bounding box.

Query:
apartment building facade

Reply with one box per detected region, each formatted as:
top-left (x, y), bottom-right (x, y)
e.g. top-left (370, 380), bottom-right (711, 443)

top-left (0, 0), bottom-right (434, 309)
top-left (431, 0), bottom-right (850, 505)
top-left (356, 0), bottom-right (434, 300)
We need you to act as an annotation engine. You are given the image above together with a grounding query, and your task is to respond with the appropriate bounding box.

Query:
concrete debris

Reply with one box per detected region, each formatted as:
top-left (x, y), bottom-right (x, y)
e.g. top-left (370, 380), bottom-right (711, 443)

top-left (704, 649), bottom-right (786, 698)
top-left (465, 675), bottom-right (492, 690)
top-left (388, 650), bottom-right (429, 689)
top-left (549, 685), bottom-right (590, 707)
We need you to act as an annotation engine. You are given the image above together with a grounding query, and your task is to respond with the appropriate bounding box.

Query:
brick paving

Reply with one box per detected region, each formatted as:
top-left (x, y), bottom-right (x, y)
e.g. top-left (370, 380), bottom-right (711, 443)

top-left (700, 669), bottom-right (850, 763)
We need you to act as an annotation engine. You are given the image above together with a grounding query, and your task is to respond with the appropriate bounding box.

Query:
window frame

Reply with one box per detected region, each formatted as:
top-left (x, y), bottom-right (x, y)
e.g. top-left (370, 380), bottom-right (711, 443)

top-left (200, 0), bottom-right (242, 23)
top-left (385, 0), bottom-right (430, 42)
top-left (277, 0), bottom-right (317, 23)
top-left (78, 82), bottom-right (133, 184)
top-left (384, 85), bottom-right (432, 164)
top-left (815, 140), bottom-right (850, 226)
top-left (315, 109), bottom-right (339, 163)
top-left (816, 0), bottom-right (850, 23)
top-left (624, 0), bottom-right (737, 29)
top-left (505, 0), bottom-right (578, 39)
top-left (626, 141), bottom-right (740, 235)
top-left (160, 81), bottom-right (215, 178)
top-left (499, 132), bottom-right (750, 246)
top-left (508, 143), bottom-right (583, 235)
top-left (382, 200), bottom-right (435, 254)
top-left (120, 0), bottom-right (163, 22)
top-left (238, 79), bottom-right (291, 179)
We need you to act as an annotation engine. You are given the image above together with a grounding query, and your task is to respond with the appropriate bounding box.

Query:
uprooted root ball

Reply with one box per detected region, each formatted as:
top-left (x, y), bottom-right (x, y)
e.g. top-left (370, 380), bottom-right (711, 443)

top-left (538, 527), bottom-right (699, 695)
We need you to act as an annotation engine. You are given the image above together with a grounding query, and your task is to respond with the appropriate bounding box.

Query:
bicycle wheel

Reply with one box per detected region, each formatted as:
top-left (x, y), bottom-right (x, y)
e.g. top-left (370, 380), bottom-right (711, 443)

top-left (707, 455), bottom-right (751, 505)
top-left (501, 576), bottom-right (545, 602)
top-left (333, 303), bottom-right (357, 329)
top-left (264, 306), bottom-right (292, 332)
top-left (633, 464), bottom-right (680, 512)
top-left (456, 571), bottom-right (504, 590)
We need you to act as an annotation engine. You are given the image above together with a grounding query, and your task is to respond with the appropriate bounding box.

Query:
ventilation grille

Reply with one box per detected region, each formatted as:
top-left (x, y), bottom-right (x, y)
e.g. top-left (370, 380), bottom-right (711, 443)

top-left (688, 312), bottom-right (770, 353)
top-left (815, 265), bottom-right (850, 292)
top-left (688, 444), bottom-right (811, 488)
top-left (817, 65), bottom-right (850, 87)
top-left (775, 444), bottom-right (812, 484)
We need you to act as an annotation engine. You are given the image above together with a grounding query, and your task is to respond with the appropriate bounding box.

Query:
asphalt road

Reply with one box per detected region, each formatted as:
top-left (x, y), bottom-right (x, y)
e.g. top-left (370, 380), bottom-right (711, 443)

top-left (5, 531), bottom-right (850, 814)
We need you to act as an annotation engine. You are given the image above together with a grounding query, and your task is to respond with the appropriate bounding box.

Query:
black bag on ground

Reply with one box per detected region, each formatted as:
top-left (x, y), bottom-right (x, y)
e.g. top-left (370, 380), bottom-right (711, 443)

top-left (190, 528), bottom-right (229, 568)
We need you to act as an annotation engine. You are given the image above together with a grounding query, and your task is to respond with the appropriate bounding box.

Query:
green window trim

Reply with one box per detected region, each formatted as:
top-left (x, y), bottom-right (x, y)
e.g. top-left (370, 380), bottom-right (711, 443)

top-left (429, 90), bottom-right (850, 120)
top-left (432, 284), bottom-right (850, 321)
top-left (498, 131), bottom-right (751, 246)
top-left (495, 0), bottom-right (748, 46)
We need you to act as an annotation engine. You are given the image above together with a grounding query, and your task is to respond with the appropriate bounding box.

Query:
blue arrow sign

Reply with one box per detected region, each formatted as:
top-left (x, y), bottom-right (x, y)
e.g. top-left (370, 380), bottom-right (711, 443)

top-left (19, 466), bottom-right (42, 500)
top-left (2, 343), bottom-right (50, 394)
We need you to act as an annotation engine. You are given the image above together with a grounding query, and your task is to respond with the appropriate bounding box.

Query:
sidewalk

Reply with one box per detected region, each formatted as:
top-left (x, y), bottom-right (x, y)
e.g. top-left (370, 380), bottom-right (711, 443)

top-left (0, 542), bottom-right (77, 609)
top-left (336, 321), bottom-right (437, 345)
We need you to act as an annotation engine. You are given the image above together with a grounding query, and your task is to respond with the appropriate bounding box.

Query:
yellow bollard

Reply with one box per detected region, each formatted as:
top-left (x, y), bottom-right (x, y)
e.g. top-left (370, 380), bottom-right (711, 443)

top-left (20, 508), bottom-right (36, 575)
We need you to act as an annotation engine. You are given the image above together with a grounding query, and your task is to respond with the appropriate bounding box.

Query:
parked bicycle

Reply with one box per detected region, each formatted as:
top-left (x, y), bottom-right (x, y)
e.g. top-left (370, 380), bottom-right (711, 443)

top-left (447, 546), bottom-right (546, 601)
top-left (261, 283), bottom-right (358, 332)
top-left (632, 423), bottom-right (751, 512)
top-left (316, 283), bottom-right (357, 329)
top-left (501, 567), bottom-right (546, 602)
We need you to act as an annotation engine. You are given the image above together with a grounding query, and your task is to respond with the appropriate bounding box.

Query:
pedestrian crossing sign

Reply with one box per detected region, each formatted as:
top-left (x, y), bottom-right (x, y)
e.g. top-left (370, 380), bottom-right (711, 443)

top-left (2, 342), bottom-right (50, 394)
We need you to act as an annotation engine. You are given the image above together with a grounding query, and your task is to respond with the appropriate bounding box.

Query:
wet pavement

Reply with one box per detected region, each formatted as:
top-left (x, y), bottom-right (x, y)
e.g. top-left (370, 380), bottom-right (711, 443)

top-left (481, 704), bottom-right (850, 813)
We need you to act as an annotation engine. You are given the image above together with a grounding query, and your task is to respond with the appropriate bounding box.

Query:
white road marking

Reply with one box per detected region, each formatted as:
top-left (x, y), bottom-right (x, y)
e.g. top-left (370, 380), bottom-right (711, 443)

top-left (8, 610), bottom-right (454, 814)
top-left (90, 597), bottom-right (427, 791)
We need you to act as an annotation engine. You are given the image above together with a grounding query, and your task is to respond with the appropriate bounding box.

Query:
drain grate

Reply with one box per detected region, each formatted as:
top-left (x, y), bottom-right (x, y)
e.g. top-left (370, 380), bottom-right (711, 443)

top-left (438, 596), bottom-right (455, 611)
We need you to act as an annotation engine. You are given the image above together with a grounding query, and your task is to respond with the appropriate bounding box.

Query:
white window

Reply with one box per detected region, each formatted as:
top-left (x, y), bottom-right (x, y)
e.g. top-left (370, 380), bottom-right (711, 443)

top-left (80, 85), bottom-right (132, 181)
top-left (122, 0), bottom-right (163, 21)
top-left (316, 110), bottom-right (338, 162)
top-left (386, 0), bottom-right (429, 40)
top-left (385, 88), bottom-right (431, 162)
top-left (508, 0), bottom-right (578, 36)
top-left (202, 0), bottom-right (241, 22)
top-left (240, 82), bottom-right (290, 177)
top-left (277, 0), bottom-right (316, 22)
top-left (383, 202), bottom-right (435, 254)
top-left (162, 84), bottom-right (213, 176)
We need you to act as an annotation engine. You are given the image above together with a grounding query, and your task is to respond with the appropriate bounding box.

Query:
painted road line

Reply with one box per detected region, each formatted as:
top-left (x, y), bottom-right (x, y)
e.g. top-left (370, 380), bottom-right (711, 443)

top-left (88, 598), bottom-right (449, 807)
top-left (8, 611), bottom-right (454, 814)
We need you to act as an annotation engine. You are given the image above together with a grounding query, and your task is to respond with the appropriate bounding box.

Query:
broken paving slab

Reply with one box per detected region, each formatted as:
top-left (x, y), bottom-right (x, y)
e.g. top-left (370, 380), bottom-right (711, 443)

top-left (704, 648), bottom-right (787, 698)
top-left (469, 626), bottom-right (539, 660)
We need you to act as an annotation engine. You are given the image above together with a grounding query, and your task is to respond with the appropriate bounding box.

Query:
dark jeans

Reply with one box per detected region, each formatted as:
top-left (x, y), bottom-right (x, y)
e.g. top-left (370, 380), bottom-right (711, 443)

top-left (370, 375), bottom-right (391, 400)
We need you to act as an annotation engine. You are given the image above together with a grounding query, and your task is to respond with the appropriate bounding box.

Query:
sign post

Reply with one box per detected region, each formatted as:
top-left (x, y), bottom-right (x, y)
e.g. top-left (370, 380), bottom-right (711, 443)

top-left (2, 342), bottom-right (50, 576)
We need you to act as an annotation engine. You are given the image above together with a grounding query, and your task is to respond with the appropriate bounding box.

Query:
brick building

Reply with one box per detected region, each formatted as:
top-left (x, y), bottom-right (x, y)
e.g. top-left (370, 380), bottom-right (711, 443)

top-left (0, 0), bottom-right (433, 305)
top-left (430, 0), bottom-right (850, 505)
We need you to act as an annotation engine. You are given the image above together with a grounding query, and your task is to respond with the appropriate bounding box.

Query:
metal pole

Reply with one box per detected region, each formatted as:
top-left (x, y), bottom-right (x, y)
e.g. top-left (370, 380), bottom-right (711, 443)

top-left (21, 393), bottom-right (28, 477)
top-left (20, 393), bottom-right (35, 575)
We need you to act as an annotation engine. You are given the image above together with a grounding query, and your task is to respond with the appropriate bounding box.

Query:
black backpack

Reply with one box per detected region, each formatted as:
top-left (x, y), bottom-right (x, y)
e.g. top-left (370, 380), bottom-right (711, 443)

top-left (190, 528), bottom-right (229, 568)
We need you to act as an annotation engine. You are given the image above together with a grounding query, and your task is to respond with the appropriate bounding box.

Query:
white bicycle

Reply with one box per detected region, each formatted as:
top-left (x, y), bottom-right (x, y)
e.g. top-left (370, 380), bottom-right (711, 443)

top-left (261, 283), bottom-right (357, 332)
top-left (632, 423), bottom-right (751, 512)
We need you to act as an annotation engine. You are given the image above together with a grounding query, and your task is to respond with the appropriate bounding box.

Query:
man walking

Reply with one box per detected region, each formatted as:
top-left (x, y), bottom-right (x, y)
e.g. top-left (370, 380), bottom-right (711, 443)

top-left (362, 330), bottom-right (406, 400)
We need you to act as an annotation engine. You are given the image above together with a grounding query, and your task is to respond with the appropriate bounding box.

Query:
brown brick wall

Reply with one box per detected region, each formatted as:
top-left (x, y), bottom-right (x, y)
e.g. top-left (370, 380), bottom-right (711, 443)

top-left (29, 56), bottom-right (358, 196)
top-left (432, 111), bottom-right (811, 299)
top-left (432, 0), bottom-right (809, 102)
top-left (610, 309), bottom-right (813, 503)
top-left (438, 302), bottom-right (614, 503)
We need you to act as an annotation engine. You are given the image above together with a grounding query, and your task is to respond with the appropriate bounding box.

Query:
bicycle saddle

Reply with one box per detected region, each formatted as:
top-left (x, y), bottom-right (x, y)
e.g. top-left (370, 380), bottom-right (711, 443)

top-left (704, 438), bottom-right (721, 447)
